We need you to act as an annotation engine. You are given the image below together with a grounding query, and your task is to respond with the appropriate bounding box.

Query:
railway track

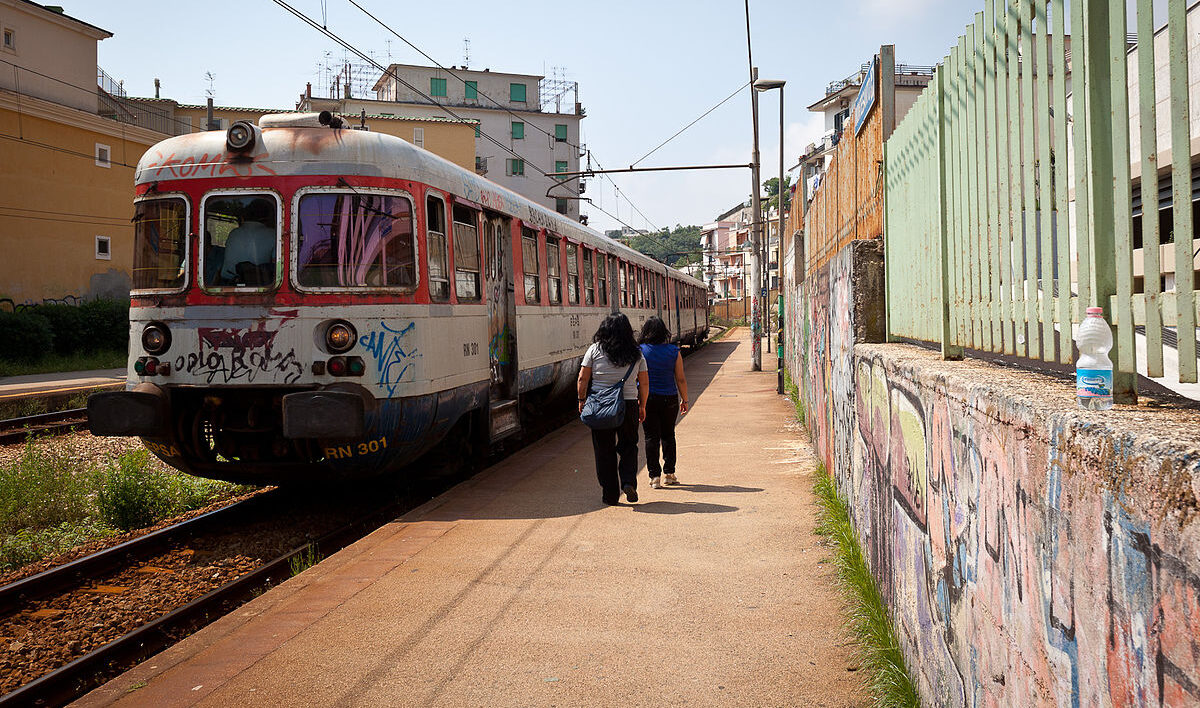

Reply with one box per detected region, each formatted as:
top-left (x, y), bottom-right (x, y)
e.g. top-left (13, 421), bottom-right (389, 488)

top-left (0, 408), bottom-right (88, 444)
top-left (0, 399), bottom-right (581, 706)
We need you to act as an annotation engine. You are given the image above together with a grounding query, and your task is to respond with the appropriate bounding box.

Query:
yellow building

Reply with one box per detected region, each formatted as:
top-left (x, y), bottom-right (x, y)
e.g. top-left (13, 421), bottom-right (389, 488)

top-left (0, 1), bottom-right (476, 307)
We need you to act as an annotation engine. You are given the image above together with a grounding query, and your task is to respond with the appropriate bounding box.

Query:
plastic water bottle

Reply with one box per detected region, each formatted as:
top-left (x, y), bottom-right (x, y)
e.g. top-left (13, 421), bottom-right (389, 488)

top-left (1074, 306), bottom-right (1113, 410)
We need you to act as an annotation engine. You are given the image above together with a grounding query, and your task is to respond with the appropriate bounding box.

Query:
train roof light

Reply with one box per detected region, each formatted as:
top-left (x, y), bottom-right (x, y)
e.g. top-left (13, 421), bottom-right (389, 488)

top-left (226, 121), bottom-right (256, 152)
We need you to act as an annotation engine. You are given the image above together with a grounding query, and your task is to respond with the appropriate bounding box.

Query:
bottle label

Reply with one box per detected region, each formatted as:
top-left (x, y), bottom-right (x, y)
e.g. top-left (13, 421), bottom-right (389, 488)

top-left (1077, 368), bottom-right (1113, 398)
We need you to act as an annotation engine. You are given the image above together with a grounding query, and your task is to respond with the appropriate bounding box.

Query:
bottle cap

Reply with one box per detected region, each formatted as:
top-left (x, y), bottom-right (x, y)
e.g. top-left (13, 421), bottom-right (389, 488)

top-left (1085, 306), bottom-right (1103, 315)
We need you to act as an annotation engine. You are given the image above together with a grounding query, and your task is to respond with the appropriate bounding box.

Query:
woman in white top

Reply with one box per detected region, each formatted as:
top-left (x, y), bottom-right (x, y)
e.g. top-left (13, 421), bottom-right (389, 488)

top-left (577, 313), bottom-right (649, 505)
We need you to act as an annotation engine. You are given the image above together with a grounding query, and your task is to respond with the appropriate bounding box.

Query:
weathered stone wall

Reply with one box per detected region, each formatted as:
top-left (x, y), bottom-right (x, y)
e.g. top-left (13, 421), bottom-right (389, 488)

top-left (784, 239), bottom-right (1200, 705)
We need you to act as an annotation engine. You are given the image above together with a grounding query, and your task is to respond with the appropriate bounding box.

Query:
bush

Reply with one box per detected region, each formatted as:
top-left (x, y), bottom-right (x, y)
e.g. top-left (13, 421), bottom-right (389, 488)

top-left (96, 450), bottom-right (229, 531)
top-left (0, 520), bottom-right (117, 572)
top-left (0, 310), bottom-right (54, 362)
top-left (29, 299), bottom-right (129, 357)
top-left (0, 439), bottom-right (93, 534)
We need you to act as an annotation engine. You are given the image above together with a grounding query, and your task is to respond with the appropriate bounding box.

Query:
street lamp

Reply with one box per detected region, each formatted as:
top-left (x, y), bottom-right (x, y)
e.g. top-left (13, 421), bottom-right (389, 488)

top-left (753, 78), bottom-right (785, 390)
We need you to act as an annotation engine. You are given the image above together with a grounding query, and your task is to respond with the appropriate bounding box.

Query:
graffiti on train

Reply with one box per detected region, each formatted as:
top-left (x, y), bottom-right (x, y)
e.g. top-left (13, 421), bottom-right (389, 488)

top-left (176, 323), bottom-right (303, 384)
top-left (359, 321), bottom-right (419, 396)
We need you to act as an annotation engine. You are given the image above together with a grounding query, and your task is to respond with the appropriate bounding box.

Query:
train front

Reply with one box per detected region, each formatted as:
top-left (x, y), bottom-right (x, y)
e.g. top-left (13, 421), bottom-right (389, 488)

top-left (88, 114), bottom-right (472, 484)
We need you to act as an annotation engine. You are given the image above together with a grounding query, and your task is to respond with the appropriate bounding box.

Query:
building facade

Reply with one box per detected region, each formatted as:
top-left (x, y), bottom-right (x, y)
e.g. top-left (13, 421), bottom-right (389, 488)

top-left (305, 63), bottom-right (585, 222)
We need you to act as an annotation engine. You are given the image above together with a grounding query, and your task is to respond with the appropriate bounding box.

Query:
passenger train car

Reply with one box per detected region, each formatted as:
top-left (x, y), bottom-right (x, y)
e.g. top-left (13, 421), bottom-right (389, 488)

top-left (89, 112), bottom-right (709, 483)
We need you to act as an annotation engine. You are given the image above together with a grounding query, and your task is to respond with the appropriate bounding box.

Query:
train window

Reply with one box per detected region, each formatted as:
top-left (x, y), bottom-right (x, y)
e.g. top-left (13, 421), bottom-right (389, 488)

top-left (202, 193), bottom-right (278, 288)
top-left (566, 242), bottom-right (579, 305)
top-left (582, 249), bottom-right (594, 306)
top-left (619, 262), bottom-right (627, 307)
top-left (132, 197), bottom-right (187, 290)
top-left (597, 253), bottom-right (608, 306)
top-left (546, 236), bottom-right (561, 304)
top-left (296, 193), bottom-right (416, 289)
top-left (426, 195), bottom-right (449, 301)
top-left (521, 227), bottom-right (540, 304)
top-left (452, 204), bottom-right (480, 301)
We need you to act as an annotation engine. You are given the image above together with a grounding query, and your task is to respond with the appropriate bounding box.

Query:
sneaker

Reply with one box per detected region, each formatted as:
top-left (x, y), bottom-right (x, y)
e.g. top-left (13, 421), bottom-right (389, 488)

top-left (602, 494), bottom-right (620, 506)
top-left (664, 473), bottom-right (679, 486)
top-left (622, 484), bottom-right (638, 503)
top-left (650, 476), bottom-right (663, 489)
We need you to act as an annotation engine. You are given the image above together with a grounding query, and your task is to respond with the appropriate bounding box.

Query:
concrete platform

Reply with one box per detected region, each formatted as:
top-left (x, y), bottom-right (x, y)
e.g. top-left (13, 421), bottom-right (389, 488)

top-left (0, 369), bottom-right (125, 401)
top-left (76, 330), bottom-right (865, 707)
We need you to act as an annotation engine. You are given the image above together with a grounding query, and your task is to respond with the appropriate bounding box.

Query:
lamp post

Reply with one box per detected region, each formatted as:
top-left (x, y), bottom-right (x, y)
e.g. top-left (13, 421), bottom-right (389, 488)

top-left (753, 78), bottom-right (785, 389)
top-left (748, 67), bottom-right (763, 371)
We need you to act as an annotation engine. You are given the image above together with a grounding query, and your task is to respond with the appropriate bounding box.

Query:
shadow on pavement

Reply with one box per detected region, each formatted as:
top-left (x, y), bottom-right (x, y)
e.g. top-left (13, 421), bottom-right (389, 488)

top-left (629, 500), bottom-right (738, 514)
top-left (667, 484), bottom-right (763, 493)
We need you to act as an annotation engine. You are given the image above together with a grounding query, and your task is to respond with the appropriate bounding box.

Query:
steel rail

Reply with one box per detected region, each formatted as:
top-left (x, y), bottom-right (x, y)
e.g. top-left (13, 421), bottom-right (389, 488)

top-left (0, 493), bottom-right (274, 614)
top-left (0, 408), bottom-right (87, 444)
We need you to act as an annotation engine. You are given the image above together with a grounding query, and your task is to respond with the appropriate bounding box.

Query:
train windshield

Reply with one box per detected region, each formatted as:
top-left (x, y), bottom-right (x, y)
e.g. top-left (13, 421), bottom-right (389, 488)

top-left (296, 193), bottom-right (416, 288)
top-left (132, 198), bottom-right (187, 290)
top-left (202, 194), bottom-right (279, 288)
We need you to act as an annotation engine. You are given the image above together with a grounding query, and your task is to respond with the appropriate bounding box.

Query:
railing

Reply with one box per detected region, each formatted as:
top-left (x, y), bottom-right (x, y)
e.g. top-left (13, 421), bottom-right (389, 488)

top-left (884, 0), bottom-right (1199, 397)
top-left (96, 66), bottom-right (124, 98)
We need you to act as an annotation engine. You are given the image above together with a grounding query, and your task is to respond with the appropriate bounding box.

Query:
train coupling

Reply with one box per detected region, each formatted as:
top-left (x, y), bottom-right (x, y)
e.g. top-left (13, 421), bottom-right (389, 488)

top-left (88, 383), bottom-right (170, 437)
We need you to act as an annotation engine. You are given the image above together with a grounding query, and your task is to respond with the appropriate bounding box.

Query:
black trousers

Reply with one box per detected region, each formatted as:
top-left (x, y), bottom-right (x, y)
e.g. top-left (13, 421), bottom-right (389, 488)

top-left (590, 400), bottom-right (640, 499)
top-left (643, 394), bottom-right (679, 477)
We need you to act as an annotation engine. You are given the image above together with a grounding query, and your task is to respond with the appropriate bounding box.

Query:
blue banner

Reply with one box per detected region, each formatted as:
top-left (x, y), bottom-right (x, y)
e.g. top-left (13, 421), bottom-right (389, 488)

top-left (853, 56), bottom-right (878, 136)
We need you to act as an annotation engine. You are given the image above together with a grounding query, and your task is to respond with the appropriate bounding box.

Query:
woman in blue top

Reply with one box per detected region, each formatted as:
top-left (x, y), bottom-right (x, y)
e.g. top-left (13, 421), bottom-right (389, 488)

top-left (637, 316), bottom-right (690, 488)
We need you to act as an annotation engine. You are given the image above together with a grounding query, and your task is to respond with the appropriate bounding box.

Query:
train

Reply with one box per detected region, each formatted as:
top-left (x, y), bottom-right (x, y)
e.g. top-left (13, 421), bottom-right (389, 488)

top-left (88, 112), bottom-right (709, 483)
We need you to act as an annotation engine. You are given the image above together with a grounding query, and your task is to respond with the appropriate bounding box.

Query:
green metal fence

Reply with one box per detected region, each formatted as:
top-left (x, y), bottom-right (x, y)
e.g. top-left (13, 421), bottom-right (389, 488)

top-left (884, 0), bottom-right (1199, 399)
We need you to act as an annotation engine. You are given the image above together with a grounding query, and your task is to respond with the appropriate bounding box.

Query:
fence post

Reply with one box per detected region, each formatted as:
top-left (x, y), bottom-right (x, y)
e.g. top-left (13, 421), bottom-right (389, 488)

top-left (1082, 0), bottom-right (1137, 402)
top-left (936, 70), bottom-right (964, 360)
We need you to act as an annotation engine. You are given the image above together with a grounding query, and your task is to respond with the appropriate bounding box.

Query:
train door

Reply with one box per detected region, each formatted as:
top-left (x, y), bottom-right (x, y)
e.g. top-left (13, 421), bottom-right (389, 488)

top-left (484, 211), bottom-right (519, 441)
top-left (671, 278), bottom-right (681, 339)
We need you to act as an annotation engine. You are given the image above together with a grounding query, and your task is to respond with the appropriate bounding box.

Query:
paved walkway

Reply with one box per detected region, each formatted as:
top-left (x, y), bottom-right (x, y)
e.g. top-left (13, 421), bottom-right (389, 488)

top-left (0, 368), bottom-right (125, 400)
top-left (76, 330), bottom-right (865, 707)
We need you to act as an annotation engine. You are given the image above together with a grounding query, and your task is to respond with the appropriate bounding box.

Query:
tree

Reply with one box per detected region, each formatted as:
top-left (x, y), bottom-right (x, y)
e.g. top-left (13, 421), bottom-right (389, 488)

top-left (621, 224), bottom-right (703, 267)
top-left (763, 175), bottom-right (792, 212)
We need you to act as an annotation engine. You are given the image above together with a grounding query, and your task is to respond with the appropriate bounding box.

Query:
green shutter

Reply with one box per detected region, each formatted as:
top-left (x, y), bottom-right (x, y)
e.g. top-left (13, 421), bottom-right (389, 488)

top-left (555, 124), bottom-right (567, 142)
top-left (474, 124), bottom-right (480, 138)
top-left (431, 77), bottom-right (447, 97)
top-left (465, 81), bottom-right (477, 99)
top-left (510, 83), bottom-right (526, 102)
top-left (512, 121), bottom-right (524, 139)
top-left (555, 160), bottom-right (568, 179)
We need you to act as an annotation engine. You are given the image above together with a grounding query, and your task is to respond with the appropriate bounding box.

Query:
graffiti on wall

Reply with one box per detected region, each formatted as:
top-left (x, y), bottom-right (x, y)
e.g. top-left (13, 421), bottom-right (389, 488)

top-left (783, 239), bottom-right (1200, 705)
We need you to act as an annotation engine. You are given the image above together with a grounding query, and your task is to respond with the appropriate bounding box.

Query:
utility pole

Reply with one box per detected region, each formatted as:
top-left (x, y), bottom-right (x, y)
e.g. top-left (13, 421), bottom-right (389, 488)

top-left (749, 66), bottom-right (763, 371)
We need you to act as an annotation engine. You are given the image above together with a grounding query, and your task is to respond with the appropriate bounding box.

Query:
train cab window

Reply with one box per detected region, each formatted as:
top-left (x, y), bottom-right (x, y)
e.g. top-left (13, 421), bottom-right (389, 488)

top-left (132, 197), bottom-right (187, 290)
top-left (521, 227), bottom-right (540, 304)
top-left (597, 253), bottom-right (608, 306)
top-left (296, 192), bottom-right (416, 289)
top-left (546, 236), bottom-right (562, 304)
top-left (426, 195), bottom-right (450, 301)
top-left (566, 242), bottom-right (579, 305)
top-left (202, 194), bottom-right (278, 288)
top-left (582, 249), bottom-right (594, 306)
top-left (452, 204), bottom-right (480, 301)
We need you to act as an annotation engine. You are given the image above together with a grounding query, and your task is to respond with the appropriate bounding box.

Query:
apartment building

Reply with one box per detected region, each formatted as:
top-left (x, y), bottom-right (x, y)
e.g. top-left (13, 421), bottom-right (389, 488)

top-left (0, 0), bottom-right (162, 305)
top-left (300, 63), bottom-right (585, 222)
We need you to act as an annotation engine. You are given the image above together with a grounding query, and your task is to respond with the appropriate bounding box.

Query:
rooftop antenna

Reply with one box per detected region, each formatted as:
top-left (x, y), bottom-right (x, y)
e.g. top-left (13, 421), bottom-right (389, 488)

top-left (204, 71), bottom-right (215, 100)
top-left (463, 38), bottom-right (471, 69)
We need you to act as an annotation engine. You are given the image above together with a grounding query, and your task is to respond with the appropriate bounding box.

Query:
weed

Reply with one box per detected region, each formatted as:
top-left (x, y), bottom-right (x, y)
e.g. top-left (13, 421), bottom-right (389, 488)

top-left (288, 543), bottom-right (323, 577)
top-left (0, 439), bottom-right (94, 534)
top-left (0, 520), bottom-right (117, 571)
top-left (0, 349), bottom-right (126, 378)
top-left (812, 464), bottom-right (920, 707)
top-left (95, 449), bottom-right (230, 531)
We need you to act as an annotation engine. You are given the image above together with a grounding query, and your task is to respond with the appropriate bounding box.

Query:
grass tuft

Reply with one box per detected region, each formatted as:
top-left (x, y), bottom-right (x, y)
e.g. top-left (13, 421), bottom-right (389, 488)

top-left (288, 543), bottom-right (323, 577)
top-left (813, 463), bottom-right (920, 707)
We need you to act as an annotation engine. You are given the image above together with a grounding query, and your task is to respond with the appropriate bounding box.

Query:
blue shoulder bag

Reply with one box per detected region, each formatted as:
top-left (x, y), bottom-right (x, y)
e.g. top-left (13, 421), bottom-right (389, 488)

top-left (580, 361), bottom-right (639, 430)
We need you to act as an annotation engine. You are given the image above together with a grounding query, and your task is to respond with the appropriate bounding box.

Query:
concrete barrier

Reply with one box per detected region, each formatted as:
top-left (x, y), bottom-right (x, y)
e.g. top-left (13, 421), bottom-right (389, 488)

top-left (784, 238), bottom-right (1200, 705)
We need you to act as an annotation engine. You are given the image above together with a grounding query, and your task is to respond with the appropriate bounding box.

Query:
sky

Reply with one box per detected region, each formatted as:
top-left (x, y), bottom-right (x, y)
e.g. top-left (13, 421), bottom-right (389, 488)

top-left (79, 0), bottom-right (982, 233)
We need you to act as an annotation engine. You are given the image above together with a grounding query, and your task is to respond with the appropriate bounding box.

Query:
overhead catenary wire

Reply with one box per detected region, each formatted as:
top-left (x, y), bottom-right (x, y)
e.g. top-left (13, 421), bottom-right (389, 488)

top-left (339, 0), bottom-right (660, 234)
top-left (629, 81), bottom-right (750, 168)
top-left (272, 0), bottom-right (658, 234)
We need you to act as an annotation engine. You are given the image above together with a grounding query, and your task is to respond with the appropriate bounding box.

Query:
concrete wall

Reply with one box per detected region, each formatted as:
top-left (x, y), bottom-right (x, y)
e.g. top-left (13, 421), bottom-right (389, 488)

top-left (0, 95), bottom-right (161, 306)
top-left (784, 238), bottom-right (1200, 705)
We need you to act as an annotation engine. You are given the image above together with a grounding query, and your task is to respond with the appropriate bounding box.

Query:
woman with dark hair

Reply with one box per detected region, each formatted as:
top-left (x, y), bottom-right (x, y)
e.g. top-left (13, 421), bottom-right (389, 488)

top-left (577, 313), bottom-right (649, 505)
top-left (638, 316), bottom-right (689, 488)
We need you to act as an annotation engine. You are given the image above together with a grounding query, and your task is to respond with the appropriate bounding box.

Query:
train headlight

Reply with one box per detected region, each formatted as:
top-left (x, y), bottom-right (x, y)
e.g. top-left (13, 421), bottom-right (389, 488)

top-left (226, 121), bottom-right (256, 151)
top-left (141, 323), bottom-right (171, 355)
top-left (325, 321), bottom-right (356, 354)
